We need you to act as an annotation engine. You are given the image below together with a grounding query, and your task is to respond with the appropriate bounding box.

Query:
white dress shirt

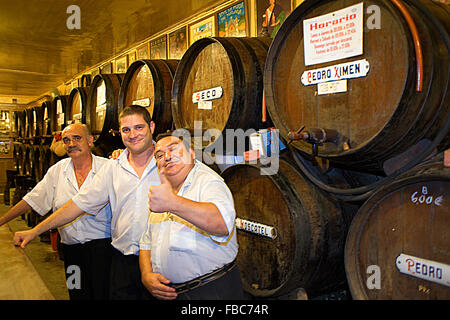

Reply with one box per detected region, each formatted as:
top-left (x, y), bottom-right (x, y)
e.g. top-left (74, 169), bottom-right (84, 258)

top-left (139, 160), bottom-right (238, 284)
top-left (23, 155), bottom-right (112, 245)
top-left (72, 149), bottom-right (160, 256)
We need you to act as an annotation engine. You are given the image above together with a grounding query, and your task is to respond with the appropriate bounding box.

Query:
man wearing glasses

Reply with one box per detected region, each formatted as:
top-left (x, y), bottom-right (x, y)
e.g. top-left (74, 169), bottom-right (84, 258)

top-left (14, 106), bottom-right (161, 300)
top-left (139, 132), bottom-right (243, 300)
top-left (1, 123), bottom-right (112, 300)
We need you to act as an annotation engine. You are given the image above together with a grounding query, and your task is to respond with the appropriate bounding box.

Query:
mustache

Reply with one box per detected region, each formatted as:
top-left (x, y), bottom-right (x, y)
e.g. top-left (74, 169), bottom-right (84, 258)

top-left (67, 146), bottom-right (81, 152)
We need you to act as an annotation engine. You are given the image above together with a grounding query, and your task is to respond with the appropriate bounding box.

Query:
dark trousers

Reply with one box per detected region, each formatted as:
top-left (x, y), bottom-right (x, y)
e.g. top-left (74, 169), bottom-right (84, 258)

top-left (176, 266), bottom-right (244, 300)
top-left (109, 247), bottom-right (155, 300)
top-left (61, 238), bottom-right (113, 300)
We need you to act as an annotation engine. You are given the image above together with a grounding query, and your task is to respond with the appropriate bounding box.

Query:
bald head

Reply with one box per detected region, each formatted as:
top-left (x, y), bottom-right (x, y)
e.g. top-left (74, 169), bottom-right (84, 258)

top-left (62, 123), bottom-right (91, 138)
top-left (61, 123), bottom-right (94, 160)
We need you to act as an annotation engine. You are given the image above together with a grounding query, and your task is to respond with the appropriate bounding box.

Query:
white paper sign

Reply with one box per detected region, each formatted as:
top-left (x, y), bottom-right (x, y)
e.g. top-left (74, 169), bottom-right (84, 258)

top-left (318, 80), bottom-right (347, 95)
top-left (133, 98), bottom-right (151, 107)
top-left (301, 59), bottom-right (370, 85)
top-left (396, 253), bottom-right (450, 287)
top-left (303, 2), bottom-right (364, 66)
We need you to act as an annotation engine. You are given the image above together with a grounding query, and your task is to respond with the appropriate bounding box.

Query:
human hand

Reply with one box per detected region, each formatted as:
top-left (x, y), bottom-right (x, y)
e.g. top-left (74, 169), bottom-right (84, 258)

top-left (13, 229), bottom-right (38, 248)
top-left (148, 171), bottom-right (176, 213)
top-left (109, 148), bottom-right (124, 160)
top-left (141, 272), bottom-right (177, 300)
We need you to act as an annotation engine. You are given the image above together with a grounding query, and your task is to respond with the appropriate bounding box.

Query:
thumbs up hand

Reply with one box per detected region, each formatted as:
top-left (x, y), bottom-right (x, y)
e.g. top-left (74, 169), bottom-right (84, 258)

top-left (148, 170), bottom-right (177, 213)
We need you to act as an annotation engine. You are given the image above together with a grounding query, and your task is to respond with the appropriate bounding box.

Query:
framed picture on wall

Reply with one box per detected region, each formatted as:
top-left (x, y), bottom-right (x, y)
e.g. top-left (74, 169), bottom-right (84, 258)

top-left (115, 55), bottom-right (128, 73)
top-left (218, 1), bottom-right (248, 37)
top-left (128, 50), bottom-right (137, 65)
top-left (168, 26), bottom-right (188, 60)
top-left (256, 0), bottom-right (292, 38)
top-left (136, 42), bottom-right (150, 60)
top-left (150, 35), bottom-right (167, 59)
top-left (189, 15), bottom-right (216, 45)
top-left (100, 62), bottom-right (113, 74)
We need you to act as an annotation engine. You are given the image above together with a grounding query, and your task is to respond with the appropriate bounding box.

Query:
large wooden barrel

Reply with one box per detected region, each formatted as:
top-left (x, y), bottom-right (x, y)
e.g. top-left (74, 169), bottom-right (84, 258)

top-left (41, 100), bottom-right (54, 138)
top-left (11, 111), bottom-right (20, 139)
top-left (24, 108), bottom-right (34, 139)
top-left (52, 95), bottom-right (68, 132)
top-left (345, 156), bottom-right (450, 299)
top-left (86, 73), bottom-right (124, 156)
top-left (23, 144), bottom-right (33, 177)
top-left (118, 59), bottom-right (178, 136)
top-left (67, 87), bottom-right (89, 125)
top-left (172, 37), bottom-right (273, 151)
top-left (17, 110), bottom-right (27, 138)
top-left (32, 105), bottom-right (44, 137)
top-left (222, 158), bottom-right (355, 297)
top-left (264, 0), bottom-right (449, 174)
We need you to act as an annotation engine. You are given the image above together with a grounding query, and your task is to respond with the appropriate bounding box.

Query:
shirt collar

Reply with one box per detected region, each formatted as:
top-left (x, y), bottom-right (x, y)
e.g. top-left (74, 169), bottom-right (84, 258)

top-left (177, 159), bottom-right (200, 192)
top-left (63, 154), bottom-right (95, 174)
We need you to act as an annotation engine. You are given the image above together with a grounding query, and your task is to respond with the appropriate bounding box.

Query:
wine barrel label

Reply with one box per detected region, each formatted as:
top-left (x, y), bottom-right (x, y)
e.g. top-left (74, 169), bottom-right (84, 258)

top-left (192, 86), bottom-right (223, 103)
top-left (303, 2), bottom-right (363, 65)
top-left (396, 253), bottom-right (450, 287)
top-left (133, 98), bottom-right (151, 107)
top-left (301, 59), bottom-right (370, 86)
top-left (235, 217), bottom-right (277, 240)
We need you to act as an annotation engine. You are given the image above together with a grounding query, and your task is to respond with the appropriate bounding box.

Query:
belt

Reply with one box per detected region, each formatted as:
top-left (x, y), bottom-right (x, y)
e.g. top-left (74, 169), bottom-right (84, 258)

top-left (169, 260), bottom-right (236, 294)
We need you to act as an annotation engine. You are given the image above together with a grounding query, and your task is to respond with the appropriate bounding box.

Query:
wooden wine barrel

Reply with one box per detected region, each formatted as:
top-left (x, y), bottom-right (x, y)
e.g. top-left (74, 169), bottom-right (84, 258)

top-left (118, 59), bottom-right (178, 136)
top-left (345, 157), bottom-right (450, 299)
top-left (264, 0), bottom-right (449, 174)
top-left (32, 105), bottom-right (44, 137)
top-left (32, 145), bottom-right (43, 181)
top-left (172, 37), bottom-right (273, 151)
top-left (24, 108), bottom-right (34, 139)
top-left (67, 87), bottom-right (89, 125)
top-left (86, 73), bottom-right (124, 156)
top-left (52, 95), bottom-right (68, 132)
top-left (17, 110), bottom-right (27, 138)
top-left (222, 158), bottom-right (354, 297)
top-left (11, 111), bottom-right (20, 139)
top-left (41, 100), bottom-right (54, 138)
top-left (12, 142), bottom-right (21, 172)
top-left (23, 144), bottom-right (33, 177)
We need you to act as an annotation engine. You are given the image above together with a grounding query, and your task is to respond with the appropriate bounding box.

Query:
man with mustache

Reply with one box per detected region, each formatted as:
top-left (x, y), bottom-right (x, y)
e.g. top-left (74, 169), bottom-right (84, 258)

top-left (0, 123), bottom-right (112, 300)
top-left (139, 132), bottom-right (243, 300)
top-left (14, 105), bottom-right (160, 300)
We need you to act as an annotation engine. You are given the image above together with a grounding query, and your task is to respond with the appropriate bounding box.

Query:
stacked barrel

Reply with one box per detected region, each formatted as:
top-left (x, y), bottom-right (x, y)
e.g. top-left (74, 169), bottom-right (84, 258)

top-left (6, 0), bottom-right (448, 300)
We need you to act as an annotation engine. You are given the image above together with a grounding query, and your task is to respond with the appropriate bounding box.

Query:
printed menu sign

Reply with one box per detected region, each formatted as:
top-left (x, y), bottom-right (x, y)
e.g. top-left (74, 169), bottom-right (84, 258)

top-left (303, 2), bottom-right (364, 66)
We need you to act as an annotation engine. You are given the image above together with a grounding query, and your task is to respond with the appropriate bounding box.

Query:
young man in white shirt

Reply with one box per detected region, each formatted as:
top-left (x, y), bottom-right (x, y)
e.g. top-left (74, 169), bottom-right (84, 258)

top-left (139, 133), bottom-right (243, 300)
top-left (1, 123), bottom-right (112, 300)
top-left (14, 106), bottom-right (161, 300)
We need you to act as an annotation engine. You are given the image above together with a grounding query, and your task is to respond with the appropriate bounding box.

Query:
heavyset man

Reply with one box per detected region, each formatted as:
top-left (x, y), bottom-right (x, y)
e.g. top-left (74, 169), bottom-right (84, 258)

top-left (1, 123), bottom-right (112, 300)
top-left (139, 132), bottom-right (243, 300)
top-left (14, 105), bottom-right (160, 299)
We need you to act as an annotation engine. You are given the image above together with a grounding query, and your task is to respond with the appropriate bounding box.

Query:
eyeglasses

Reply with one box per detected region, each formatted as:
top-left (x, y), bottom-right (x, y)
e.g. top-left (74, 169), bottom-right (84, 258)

top-left (62, 135), bottom-right (83, 144)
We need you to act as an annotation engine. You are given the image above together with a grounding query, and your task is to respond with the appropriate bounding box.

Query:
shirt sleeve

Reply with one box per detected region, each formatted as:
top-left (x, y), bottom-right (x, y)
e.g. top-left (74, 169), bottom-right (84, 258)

top-left (23, 164), bottom-right (57, 216)
top-left (199, 179), bottom-right (236, 243)
top-left (139, 211), bottom-right (152, 251)
top-left (72, 160), bottom-right (112, 215)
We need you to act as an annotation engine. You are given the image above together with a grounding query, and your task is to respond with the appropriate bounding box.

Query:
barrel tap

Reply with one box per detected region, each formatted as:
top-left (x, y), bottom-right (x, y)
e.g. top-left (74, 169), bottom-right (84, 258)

top-left (287, 127), bottom-right (339, 156)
